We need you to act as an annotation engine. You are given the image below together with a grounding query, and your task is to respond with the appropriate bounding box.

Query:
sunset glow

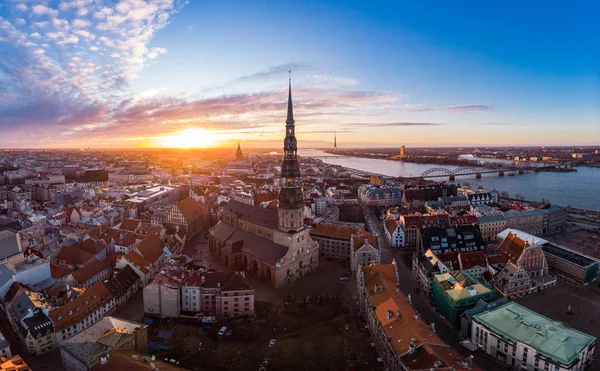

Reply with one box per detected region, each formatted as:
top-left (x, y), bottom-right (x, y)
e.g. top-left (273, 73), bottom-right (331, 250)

top-left (156, 128), bottom-right (219, 148)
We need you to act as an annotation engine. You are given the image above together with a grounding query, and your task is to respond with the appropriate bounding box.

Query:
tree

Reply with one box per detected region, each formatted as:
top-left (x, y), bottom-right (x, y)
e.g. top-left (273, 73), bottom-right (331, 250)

top-left (515, 193), bottom-right (525, 201)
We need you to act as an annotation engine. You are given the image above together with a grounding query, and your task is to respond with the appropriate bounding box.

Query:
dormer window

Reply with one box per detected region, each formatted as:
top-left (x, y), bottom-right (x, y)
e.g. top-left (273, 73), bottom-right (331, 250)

top-left (57, 316), bottom-right (62, 321)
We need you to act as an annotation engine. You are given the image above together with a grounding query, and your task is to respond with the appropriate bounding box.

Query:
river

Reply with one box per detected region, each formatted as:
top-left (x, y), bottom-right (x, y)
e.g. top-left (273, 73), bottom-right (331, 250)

top-left (298, 149), bottom-right (600, 210)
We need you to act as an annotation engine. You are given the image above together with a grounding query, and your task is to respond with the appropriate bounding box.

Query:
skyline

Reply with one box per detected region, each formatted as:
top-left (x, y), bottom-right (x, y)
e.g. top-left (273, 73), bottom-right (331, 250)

top-left (1, 1), bottom-right (599, 148)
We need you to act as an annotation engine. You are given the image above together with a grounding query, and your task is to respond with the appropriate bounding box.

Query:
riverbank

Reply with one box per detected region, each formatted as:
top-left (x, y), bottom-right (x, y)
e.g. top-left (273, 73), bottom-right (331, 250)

top-left (299, 149), bottom-right (600, 210)
top-left (323, 149), bottom-right (482, 168)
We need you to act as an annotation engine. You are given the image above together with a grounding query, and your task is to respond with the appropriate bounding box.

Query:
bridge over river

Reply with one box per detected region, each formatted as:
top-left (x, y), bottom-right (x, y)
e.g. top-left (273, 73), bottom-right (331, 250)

top-left (414, 162), bottom-right (572, 180)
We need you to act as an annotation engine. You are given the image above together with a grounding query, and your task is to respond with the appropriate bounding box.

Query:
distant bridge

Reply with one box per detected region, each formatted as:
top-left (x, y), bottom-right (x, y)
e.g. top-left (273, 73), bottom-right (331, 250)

top-left (306, 155), bottom-right (351, 159)
top-left (416, 162), bottom-right (545, 179)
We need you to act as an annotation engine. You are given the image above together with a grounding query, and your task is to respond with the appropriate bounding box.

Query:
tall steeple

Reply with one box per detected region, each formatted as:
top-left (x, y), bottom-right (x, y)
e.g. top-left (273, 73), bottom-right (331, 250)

top-left (278, 72), bottom-right (304, 230)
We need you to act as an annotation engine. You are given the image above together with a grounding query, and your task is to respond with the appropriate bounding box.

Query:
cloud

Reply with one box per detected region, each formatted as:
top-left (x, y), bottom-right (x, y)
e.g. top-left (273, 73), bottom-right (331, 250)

top-left (15, 18), bottom-right (26, 26)
top-left (480, 122), bottom-right (524, 126)
top-left (233, 63), bottom-right (312, 84)
top-left (406, 104), bottom-right (494, 113)
top-left (32, 5), bottom-right (59, 18)
top-left (72, 19), bottom-right (91, 28)
top-left (347, 122), bottom-right (444, 127)
top-left (16, 4), bottom-right (27, 12)
top-left (297, 130), bottom-right (356, 134)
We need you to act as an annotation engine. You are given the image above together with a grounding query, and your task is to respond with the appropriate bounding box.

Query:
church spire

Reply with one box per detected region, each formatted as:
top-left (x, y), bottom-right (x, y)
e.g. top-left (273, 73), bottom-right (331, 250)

top-left (279, 72), bottom-right (302, 212)
top-left (286, 70), bottom-right (294, 126)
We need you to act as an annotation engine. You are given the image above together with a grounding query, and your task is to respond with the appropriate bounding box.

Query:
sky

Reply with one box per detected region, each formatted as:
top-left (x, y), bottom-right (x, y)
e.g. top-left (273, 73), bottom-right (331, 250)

top-left (0, 0), bottom-right (599, 149)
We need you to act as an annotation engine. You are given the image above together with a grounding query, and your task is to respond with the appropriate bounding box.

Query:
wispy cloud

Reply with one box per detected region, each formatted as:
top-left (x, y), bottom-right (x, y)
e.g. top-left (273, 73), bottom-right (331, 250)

top-left (480, 122), bottom-right (524, 126)
top-left (347, 122), bottom-right (444, 127)
top-left (405, 105), bottom-right (494, 113)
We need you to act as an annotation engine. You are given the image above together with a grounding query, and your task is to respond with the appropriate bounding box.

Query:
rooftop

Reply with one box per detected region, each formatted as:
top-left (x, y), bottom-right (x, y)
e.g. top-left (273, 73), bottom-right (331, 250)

top-left (60, 316), bottom-right (147, 366)
top-left (434, 271), bottom-right (494, 302)
top-left (473, 302), bottom-right (596, 366)
top-left (362, 263), bottom-right (479, 371)
top-left (541, 242), bottom-right (598, 268)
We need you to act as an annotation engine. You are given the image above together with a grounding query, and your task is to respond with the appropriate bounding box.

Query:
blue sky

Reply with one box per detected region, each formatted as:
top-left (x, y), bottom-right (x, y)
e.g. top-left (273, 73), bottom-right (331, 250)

top-left (0, 0), bottom-right (598, 148)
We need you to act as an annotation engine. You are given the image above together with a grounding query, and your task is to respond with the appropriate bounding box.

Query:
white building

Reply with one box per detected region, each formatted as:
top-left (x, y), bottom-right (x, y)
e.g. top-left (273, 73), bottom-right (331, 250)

top-left (384, 218), bottom-right (405, 248)
top-left (472, 302), bottom-right (595, 371)
top-left (351, 238), bottom-right (380, 272)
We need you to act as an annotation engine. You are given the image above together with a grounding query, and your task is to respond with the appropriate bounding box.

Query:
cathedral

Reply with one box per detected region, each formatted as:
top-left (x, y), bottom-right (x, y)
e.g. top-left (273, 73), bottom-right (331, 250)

top-left (235, 141), bottom-right (244, 161)
top-left (208, 77), bottom-right (319, 288)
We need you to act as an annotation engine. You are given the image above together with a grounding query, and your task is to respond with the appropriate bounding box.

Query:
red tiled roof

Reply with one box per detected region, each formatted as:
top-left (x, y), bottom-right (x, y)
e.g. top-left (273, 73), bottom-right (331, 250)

top-left (78, 239), bottom-right (106, 256)
top-left (70, 259), bottom-right (108, 284)
top-left (497, 232), bottom-right (529, 263)
top-left (177, 197), bottom-right (208, 222)
top-left (137, 235), bottom-right (163, 264)
top-left (50, 263), bottom-right (72, 279)
top-left (57, 245), bottom-right (95, 266)
top-left (450, 215), bottom-right (479, 226)
top-left (362, 263), bottom-right (479, 371)
top-left (49, 286), bottom-right (103, 331)
top-left (436, 251), bottom-right (460, 269)
top-left (458, 251), bottom-right (488, 270)
top-left (487, 254), bottom-right (509, 266)
top-left (119, 218), bottom-right (142, 231)
top-left (385, 218), bottom-right (399, 235)
top-left (122, 251), bottom-right (150, 273)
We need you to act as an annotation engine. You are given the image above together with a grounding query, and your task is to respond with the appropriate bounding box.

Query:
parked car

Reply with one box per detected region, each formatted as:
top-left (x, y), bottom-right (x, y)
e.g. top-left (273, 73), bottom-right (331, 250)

top-left (268, 339), bottom-right (276, 348)
top-left (218, 327), bottom-right (227, 336)
top-left (225, 329), bottom-right (233, 336)
top-left (260, 358), bottom-right (270, 367)
top-left (202, 316), bottom-right (217, 323)
top-left (339, 277), bottom-right (350, 281)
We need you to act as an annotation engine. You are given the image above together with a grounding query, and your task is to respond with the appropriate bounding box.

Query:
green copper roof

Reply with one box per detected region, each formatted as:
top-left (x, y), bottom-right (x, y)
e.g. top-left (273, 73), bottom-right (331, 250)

top-left (473, 302), bottom-right (595, 366)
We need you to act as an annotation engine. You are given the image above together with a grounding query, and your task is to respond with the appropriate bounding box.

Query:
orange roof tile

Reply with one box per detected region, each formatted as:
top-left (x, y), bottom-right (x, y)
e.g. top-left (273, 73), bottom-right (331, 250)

top-left (50, 263), bottom-right (72, 279)
top-left (136, 235), bottom-right (163, 264)
top-left (119, 218), bottom-right (142, 231)
top-left (49, 286), bottom-right (103, 331)
top-left (362, 263), bottom-right (478, 371)
top-left (177, 197), bottom-right (208, 222)
top-left (122, 251), bottom-right (150, 273)
top-left (70, 259), bottom-right (108, 285)
top-left (57, 245), bottom-right (95, 266)
top-left (497, 232), bottom-right (529, 263)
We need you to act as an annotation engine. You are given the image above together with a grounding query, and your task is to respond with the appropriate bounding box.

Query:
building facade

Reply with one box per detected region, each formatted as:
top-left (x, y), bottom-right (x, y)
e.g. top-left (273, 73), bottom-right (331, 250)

top-left (472, 302), bottom-right (595, 371)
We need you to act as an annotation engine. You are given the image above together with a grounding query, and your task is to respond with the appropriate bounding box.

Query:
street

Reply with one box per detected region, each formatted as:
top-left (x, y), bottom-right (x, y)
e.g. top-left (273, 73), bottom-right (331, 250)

top-left (361, 203), bottom-right (505, 370)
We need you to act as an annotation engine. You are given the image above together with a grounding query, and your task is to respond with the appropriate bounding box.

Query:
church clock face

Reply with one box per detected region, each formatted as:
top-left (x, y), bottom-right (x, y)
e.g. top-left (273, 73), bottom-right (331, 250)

top-left (298, 193), bottom-right (303, 201)
top-left (279, 194), bottom-right (286, 202)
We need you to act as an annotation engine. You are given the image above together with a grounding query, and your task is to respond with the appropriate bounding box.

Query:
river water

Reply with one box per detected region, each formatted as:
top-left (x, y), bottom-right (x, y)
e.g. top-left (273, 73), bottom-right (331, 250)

top-left (298, 149), bottom-right (600, 210)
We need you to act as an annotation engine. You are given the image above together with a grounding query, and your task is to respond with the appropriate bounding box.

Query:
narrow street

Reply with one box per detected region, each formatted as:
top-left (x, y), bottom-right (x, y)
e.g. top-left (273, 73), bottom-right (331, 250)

top-left (392, 252), bottom-right (504, 371)
top-left (361, 203), bottom-right (504, 370)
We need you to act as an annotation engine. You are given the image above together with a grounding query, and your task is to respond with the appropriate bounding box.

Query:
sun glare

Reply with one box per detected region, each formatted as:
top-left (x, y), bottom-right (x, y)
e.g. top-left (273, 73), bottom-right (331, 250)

top-left (158, 128), bottom-right (219, 148)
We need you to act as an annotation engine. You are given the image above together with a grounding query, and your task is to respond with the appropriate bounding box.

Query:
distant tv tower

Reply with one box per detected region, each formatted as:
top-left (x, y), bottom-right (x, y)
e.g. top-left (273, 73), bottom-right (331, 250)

top-left (334, 131), bottom-right (337, 151)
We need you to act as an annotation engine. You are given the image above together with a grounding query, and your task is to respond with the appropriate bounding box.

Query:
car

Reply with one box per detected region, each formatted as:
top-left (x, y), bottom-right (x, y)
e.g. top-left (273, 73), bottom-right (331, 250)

top-left (201, 316), bottom-right (217, 323)
top-left (217, 326), bottom-right (227, 336)
top-left (339, 277), bottom-right (350, 281)
top-left (268, 339), bottom-right (276, 348)
top-left (260, 358), bottom-right (270, 367)
top-left (225, 329), bottom-right (233, 336)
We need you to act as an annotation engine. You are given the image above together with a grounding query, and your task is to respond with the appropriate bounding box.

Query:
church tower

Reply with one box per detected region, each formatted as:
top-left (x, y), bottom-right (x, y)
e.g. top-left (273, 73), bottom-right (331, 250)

top-left (235, 141), bottom-right (244, 161)
top-left (278, 73), bottom-right (304, 232)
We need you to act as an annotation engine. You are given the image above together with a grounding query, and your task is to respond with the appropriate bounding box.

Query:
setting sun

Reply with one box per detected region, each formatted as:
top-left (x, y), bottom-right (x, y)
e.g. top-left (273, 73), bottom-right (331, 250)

top-left (157, 128), bottom-right (219, 148)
